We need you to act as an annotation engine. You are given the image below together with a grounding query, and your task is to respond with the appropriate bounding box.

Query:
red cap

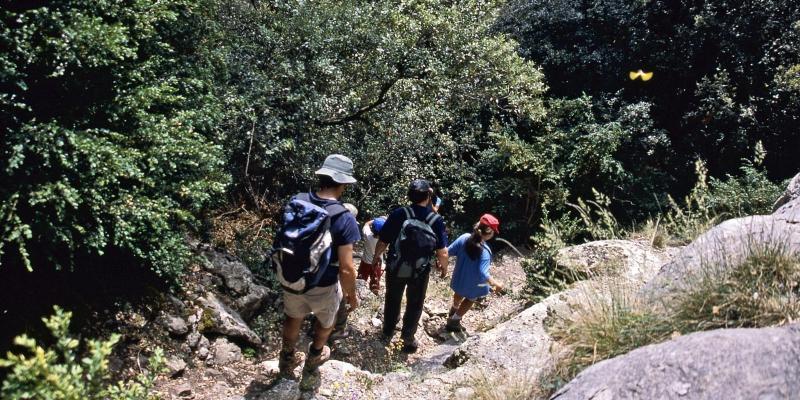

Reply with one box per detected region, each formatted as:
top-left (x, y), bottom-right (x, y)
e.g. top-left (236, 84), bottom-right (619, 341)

top-left (479, 213), bottom-right (500, 234)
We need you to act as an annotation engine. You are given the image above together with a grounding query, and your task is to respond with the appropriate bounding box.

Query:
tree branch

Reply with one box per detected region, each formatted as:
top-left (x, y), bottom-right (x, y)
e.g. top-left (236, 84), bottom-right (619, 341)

top-left (315, 75), bottom-right (402, 126)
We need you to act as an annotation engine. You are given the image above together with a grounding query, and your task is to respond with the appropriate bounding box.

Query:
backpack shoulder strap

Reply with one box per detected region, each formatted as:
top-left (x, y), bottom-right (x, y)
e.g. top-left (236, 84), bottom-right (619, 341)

top-left (324, 202), bottom-right (348, 217)
top-left (424, 210), bottom-right (441, 227)
top-left (401, 206), bottom-right (413, 221)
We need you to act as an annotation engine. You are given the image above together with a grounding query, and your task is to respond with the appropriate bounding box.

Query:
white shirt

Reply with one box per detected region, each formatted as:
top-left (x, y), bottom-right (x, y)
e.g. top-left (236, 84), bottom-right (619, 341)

top-left (361, 222), bottom-right (380, 264)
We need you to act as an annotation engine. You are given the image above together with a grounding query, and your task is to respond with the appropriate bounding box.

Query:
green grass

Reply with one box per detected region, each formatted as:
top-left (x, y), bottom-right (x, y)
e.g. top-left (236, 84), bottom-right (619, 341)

top-left (544, 244), bottom-right (800, 395)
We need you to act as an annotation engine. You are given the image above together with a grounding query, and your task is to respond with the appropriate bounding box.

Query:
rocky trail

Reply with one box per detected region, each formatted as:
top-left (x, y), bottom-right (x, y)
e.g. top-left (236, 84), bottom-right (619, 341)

top-left (138, 172), bottom-right (800, 400)
top-left (149, 245), bottom-right (536, 400)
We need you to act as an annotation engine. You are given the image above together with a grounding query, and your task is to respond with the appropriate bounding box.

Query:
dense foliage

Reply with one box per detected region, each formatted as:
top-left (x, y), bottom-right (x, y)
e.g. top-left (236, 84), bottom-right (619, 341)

top-left (0, 307), bottom-right (164, 399)
top-left (216, 0), bottom-right (547, 222)
top-left (497, 0), bottom-right (800, 207)
top-left (0, 0), bottom-right (227, 276)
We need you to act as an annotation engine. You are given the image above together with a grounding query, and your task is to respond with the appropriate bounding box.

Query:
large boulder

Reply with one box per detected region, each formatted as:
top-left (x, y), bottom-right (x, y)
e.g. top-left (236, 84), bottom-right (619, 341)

top-left (773, 172), bottom-right (800, 212)
top-left (643, 209), bottom-right (800, 302)
top-left (367, 241), bottom-right (668, 400)
top-left (555, 240), bottom-right (669, 284)
top-left (197, 292), bottom-right (261, 345)
top-left (551, 323), bottom-right (800, 400)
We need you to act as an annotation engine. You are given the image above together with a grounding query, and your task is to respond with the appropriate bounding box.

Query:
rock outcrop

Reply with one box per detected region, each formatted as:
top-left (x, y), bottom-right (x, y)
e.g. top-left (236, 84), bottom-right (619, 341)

top-left (199, 246), bottom-right (272, 321)
top-left (551, 323), bottom-right (800, 400)
top-left (197, 292), bottom-right (262, 345)
top-left (773, 172), bottom-right (800, 212)
top-left (555, 240), bottom-right (669, 284)
top-left (367, 241), bottom-right (668, 400)
top-left (643, 185), bottom-right (800, 302)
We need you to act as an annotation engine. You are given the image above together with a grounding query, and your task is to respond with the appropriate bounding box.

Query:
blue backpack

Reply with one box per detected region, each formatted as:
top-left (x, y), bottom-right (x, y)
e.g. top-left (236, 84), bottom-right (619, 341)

top-left (270, 193), bottom-right (347, 293)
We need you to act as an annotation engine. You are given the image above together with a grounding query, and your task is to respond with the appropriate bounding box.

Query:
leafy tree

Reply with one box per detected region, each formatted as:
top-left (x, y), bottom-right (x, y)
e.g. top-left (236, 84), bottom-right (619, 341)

top-left (0, 0), bottom-right (228, 276)
top-left (215, 0), bottom-right (548, 223)
top-left (497, 0), bottom-right (800, 191)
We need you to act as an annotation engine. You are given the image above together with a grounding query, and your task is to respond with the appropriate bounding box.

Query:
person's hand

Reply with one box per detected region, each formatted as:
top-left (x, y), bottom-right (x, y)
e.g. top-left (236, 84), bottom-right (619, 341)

top-left (346, 291), bottom-right (359, 311)
top-left (491, 281), bottom-right (505, 294)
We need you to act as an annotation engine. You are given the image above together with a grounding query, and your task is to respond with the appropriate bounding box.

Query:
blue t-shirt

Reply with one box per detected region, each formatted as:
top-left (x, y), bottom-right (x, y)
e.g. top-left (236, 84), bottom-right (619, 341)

top-left (306, 192), bottom-right (361, 287)
top-left (448, 233), bottom-right (492, 299)
top-left (378, 204), bottom-right (448, 250)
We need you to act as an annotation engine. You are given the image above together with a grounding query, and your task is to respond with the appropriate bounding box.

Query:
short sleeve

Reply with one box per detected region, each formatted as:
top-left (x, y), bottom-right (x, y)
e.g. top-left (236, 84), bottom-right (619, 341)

top-left (378, 208), bottom-right (405, 244)
top-left (333, 212), bottom-right (361, 247)
top-left (433, 216), bottom-right (448, 249)
top-left (447, 233), bottom-right (468, 256)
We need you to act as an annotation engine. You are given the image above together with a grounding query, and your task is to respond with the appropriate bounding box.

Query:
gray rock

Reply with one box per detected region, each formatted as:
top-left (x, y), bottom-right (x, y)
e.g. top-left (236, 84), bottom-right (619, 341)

top-left (211, 337), bottom-right (242, 366)
top-left (165, 356), bottom-right (187, 378)
top-left (186, 331), bottom-right (202, 349)
top-left (551, 324), bottom-right (800, 400)
top-left (254, 378), bottom-right (301, 400)
top-left (171, 383), bottom-right (193, 397)
top-left (643, 213), bottom-right (800, 302)
top-left (162, 314), bottom-right (189, 336)
top-left (200, 247), bottom-right (255, 296)
top-left (555, 240), bottom-right (668, 284)
top-left (197, 346), bottom-right (209, 360)
top-left (234, 283), bottom-right (270, 320)
top-left (197, 292), bottom-right (262, 345)
top-left (773, 172), bottom-right (800, 212)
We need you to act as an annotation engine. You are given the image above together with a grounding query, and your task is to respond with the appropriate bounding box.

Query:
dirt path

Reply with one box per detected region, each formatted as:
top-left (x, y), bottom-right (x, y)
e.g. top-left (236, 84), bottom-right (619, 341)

top-left (154, 252), bottom-right (528, 399)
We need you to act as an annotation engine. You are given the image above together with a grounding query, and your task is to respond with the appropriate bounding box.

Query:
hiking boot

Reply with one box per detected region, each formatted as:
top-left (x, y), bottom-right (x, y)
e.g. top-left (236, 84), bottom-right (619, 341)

top-left (400, 337), bottom-right (419, 353)
top-left (445, 317), bottom-right (465, 333)
top-left (299, 367), bottom-right (321, 392)
top-left (278, 349), bottom-right (302, 380)
top-left (304, 344), bottom-right (331, 371)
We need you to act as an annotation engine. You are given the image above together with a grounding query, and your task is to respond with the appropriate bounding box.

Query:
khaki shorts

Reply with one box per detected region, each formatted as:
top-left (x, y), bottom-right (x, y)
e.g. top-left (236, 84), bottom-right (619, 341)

top-left (283, 283), bottom-right (342, 329)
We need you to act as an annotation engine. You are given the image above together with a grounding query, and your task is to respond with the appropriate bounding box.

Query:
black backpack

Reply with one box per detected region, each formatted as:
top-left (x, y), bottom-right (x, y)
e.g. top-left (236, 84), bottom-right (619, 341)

top-left (269, 193), bottom-right (347, 293)
top-left (386, 207), bottom-right (441, 278)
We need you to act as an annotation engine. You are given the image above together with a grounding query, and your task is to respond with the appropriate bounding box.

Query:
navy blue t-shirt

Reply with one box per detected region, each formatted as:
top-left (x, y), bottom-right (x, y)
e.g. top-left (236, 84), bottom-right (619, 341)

top-left (379, 204), bottom-right (448, 249)
top-left (306, 192), bottom-right (361, 287)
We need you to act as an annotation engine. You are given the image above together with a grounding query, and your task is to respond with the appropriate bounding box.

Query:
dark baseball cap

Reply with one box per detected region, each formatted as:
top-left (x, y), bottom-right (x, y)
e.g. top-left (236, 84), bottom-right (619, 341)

top-left (408, 179), bottom-right (431, 192)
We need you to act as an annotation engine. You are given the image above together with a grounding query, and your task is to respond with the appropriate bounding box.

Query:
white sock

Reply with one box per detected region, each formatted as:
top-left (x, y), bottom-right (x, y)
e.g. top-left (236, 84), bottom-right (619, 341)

top-left (451, 313), bottom-right (461, 321)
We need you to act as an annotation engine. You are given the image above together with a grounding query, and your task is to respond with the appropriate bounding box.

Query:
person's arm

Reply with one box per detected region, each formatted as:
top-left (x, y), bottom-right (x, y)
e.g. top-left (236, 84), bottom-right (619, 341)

top-left (373, 240), bottom-right (389, 263)
top-left (479, 255), bottom-right (503, 293)
top-left (338, 243), bottom-right (359, 310)
top-left (436, 248), bottom-right (449, 278)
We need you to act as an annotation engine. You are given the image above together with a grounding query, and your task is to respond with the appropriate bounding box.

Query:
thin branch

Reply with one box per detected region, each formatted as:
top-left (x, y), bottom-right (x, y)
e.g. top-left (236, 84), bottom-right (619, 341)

top-left (315, 76), bottom-right (402, 126)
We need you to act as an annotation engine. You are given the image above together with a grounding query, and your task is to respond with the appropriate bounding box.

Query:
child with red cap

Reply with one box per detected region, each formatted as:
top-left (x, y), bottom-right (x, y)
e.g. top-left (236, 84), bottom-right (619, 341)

top-left (445, 213), bottom-right (503, 332)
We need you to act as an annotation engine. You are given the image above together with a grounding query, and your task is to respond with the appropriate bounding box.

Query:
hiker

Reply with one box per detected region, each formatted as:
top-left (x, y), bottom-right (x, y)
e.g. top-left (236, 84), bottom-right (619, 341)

top-left (444, 213), bottom-right (503, 333)
top-left (272, 154), bottom-right (360, 391)
top-left (372, 179), bottom-right (449, 353)
top-left (358, 216), bottom-right (386, 294)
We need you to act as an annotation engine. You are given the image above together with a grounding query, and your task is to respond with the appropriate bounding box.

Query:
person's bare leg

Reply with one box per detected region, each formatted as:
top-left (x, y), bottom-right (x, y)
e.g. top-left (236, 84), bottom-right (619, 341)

top-left (450, 293), bottom-right (463, 317)
top-left (312, 319), bottom-right (335, 350)
top-left (279, 315), bottom-right (304, 378)
top-left (456, 298), bottom-right (474, 318)
top-left (282, 315), bottom-right (304, 349)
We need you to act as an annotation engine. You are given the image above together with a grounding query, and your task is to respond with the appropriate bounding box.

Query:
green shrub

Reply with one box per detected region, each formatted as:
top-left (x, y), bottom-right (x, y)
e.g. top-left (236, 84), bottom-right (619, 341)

top-left (1, 0), bottom-right (227, 277)
top-left (566, 188), bottom-right (624, 241)
top-left (706, 142), bottom-right (785, 218)
top-left (662, 160), bottom-right (718, 244)
top-left (0, 306), bottom-right (165, 400)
